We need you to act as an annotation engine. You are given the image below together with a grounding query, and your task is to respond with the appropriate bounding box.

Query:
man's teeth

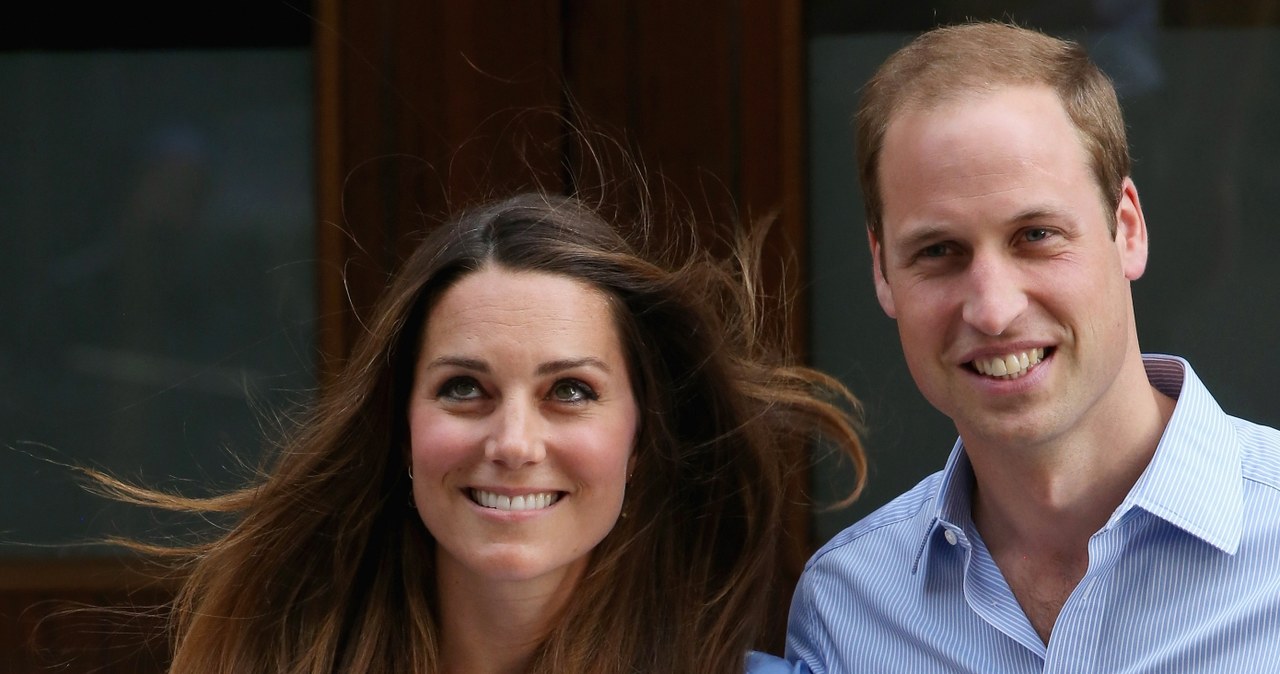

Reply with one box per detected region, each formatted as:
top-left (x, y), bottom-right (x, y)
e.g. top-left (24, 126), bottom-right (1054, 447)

top-left (972, 348), bottom-right (1045, 379)
top-left (470, 489), bottom-right (560, 511)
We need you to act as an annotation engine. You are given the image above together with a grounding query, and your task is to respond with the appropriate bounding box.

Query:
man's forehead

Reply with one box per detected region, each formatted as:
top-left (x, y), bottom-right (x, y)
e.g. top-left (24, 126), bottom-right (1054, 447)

top-left (875, 86), bottom-right (1104, 244)
top-left (879, 84), bottom-right (1089, 181)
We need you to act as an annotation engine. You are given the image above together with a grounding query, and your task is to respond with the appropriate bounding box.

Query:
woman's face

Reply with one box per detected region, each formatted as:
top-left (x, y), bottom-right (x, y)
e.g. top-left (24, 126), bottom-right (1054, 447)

top-left (407, 265), bottom-right (639, 592)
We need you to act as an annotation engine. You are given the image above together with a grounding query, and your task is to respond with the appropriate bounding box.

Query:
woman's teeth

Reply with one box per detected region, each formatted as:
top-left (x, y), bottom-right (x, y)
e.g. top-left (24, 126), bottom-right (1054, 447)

top-left (470, 489), bottom-right (561, 511)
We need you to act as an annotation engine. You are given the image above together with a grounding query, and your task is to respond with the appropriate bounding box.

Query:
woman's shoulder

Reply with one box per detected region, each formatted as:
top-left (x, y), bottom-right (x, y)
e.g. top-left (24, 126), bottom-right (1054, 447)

top-left (744, 651), bottom-right (805, 674)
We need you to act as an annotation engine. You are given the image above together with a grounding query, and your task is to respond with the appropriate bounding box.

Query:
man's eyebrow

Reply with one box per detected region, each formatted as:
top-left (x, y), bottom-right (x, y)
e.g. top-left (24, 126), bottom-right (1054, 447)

top-left (1011, 206), bottom-right (1067, 223)
top-left (536, 357), bottom-right (611, 376)
top-left (893, 225), bottom-right (949, 254)
top-left (891, 207), bottom-right (1068, 253)
top-left (424, 356), bottom-right (488, 372)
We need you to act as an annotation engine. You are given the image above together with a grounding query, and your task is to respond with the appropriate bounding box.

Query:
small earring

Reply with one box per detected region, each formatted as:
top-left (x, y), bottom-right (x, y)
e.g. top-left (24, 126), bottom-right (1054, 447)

top-left (408, 466), bottom-right (414, 480)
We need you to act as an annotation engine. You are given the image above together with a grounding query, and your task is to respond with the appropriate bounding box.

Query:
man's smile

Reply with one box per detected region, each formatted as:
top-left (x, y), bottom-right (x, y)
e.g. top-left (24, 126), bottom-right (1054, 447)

top-left (970, 347), bottom-right (1047, 379)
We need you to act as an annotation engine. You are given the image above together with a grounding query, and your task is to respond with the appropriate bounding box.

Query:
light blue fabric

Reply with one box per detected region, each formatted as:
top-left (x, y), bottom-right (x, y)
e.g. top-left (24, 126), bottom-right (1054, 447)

top-left (787, 355), bottom-right (1280, 673)
top-left (746, 650), bottom-right (802, 673)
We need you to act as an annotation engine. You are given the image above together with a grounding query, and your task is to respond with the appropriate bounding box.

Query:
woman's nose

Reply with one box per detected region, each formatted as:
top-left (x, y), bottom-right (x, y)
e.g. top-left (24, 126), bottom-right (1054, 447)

top-left (484, 399), bottom-right (545, 468)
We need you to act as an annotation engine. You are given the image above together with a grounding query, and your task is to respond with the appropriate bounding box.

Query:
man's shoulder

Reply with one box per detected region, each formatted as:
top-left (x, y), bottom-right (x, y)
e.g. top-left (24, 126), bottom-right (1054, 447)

top-left (788, 472), bottom-right (950, 662)
top-left (805, 471), bottom-right (944, 573)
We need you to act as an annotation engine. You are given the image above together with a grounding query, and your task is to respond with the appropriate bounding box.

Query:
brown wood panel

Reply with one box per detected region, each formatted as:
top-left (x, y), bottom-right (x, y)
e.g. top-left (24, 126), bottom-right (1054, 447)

top-left (564, 0), bottom-right (739, 237)
top-left (0, 558), bottom-right (171, 673)
top-left (318, 0), bottom-right (808, 379)
top-left (741, 0), bottom-right (809, 346)
top-left (1, 590), bottom-right (170, 674)
top-left (564, 1), bottom-right (807, 345)
top-left (315, 0), bottom-right (565, 374)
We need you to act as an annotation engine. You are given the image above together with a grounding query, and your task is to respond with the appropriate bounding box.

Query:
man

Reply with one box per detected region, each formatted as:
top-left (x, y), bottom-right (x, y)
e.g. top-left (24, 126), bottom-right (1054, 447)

top-left (787, 22), bottom-right (1280, 673)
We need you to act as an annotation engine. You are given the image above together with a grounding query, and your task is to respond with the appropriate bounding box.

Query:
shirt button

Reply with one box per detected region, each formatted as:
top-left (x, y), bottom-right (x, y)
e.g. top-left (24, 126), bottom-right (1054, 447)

top-left (944, 529), bottom-right (958, 545)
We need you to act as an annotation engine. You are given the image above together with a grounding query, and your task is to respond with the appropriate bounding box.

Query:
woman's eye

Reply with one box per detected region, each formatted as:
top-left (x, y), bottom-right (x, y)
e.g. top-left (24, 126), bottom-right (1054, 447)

top-left (1024, 228), bottom-right (1051, 242)
top-left (439, 377), bottom-right (483, 400)
top-left (550, 379), bottom-right (597, 404)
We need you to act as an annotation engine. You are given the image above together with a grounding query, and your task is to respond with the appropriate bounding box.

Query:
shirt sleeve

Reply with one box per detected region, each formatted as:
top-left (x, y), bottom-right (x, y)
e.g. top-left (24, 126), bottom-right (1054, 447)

top-left (744, 650), bottom-right (808, 673)
top-left (784, 569), bottom-right (828, 674)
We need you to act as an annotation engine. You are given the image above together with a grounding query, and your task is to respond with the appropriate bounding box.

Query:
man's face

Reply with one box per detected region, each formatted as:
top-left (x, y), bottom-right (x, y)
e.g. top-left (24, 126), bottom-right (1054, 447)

top-left (870, 84), bottom-right (1150, 452)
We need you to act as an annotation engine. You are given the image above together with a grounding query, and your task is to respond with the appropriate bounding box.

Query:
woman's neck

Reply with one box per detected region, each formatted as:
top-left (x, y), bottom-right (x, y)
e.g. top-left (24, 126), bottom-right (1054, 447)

top-left (435, 555), bottom-right (586, 674)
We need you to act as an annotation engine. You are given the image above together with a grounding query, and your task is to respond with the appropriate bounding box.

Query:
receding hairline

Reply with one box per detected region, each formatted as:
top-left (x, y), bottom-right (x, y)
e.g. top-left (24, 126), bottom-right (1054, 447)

top-left (858, 21), bottom-right (1129, 243)
top-left (881, 80), bottom-right (1095, 160)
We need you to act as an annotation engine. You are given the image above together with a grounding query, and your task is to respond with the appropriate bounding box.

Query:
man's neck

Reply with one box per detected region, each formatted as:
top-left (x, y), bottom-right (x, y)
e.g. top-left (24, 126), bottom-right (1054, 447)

top-left (966, 374), bottom-right (1177, 643)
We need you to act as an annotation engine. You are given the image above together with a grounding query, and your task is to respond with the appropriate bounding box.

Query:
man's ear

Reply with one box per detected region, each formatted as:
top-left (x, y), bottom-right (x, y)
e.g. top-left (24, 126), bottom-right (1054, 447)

top-left (869, 228), bottom-right (897, 318)
top-left (1114, 177), bottom-right (1149, 281)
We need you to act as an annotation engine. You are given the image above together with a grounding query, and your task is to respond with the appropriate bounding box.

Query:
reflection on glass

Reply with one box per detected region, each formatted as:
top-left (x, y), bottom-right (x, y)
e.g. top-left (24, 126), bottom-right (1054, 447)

top-left (1, 50), bottom-right (314, 556)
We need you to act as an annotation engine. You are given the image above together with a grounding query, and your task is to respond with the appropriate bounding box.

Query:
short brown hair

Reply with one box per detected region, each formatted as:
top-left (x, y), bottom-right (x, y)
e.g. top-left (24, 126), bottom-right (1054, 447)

top-left (857, 21), bottom-right (1130, 243)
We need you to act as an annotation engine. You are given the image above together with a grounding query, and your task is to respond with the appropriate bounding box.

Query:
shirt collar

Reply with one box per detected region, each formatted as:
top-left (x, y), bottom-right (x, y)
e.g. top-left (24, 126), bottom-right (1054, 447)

top-left (1120, 354), bottom-right (1243, 554)
top-left (911, 353), bottom-right (1243, 572)
top-left (912, 436), bottom-right (973, 572)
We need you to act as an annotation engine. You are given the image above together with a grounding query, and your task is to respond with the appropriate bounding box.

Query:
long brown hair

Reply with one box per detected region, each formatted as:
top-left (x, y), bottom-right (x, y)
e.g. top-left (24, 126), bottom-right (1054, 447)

top-left (98, 191), bottom-right (866, 673)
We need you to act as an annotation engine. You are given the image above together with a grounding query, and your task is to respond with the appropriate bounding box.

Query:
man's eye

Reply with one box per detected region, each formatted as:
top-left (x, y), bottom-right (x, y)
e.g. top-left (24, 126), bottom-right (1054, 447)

top-left (1024, 228), bottom-right (1051, 242)
top-left (439, 377), bottom-right (483, 400)
top-left (920, 243), bottom-right (950, 258)
top-left (550, 379), bottom-right (597, 404)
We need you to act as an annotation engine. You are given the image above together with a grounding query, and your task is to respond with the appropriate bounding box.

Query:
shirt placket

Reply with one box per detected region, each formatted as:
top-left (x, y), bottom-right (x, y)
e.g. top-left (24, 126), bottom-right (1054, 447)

top-left (1043, 512), bottom-right (1133, 674)
top-left (956, 523), bottom-right (1048, 669)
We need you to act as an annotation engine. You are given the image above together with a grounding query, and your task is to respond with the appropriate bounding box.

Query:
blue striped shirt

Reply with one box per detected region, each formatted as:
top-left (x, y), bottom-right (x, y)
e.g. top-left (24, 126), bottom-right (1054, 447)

top-left (787, 355), bottom-right (1280, 673)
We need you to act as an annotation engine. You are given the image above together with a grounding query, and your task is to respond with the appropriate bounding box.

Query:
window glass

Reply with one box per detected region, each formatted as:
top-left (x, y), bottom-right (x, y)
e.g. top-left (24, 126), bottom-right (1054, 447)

top-left (1, 49), bottom-right (314, 556)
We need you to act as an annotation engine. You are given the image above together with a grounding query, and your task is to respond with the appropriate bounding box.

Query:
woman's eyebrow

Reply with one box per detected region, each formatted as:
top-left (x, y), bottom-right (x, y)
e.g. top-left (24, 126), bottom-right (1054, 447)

top-left (424, 356), bottom-right (488, 372)
top-left (537, 357), bottom-right (611, 375)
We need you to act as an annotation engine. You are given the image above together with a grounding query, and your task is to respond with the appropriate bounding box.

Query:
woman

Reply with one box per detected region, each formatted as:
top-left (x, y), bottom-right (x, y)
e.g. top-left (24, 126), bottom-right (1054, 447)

top-left (104, 192), bottom-right (865, 672)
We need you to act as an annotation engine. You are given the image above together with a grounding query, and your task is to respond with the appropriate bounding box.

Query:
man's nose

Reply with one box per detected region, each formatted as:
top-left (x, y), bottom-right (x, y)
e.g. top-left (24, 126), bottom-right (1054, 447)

top-left (960, 254), bottom-right (1028, 337)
